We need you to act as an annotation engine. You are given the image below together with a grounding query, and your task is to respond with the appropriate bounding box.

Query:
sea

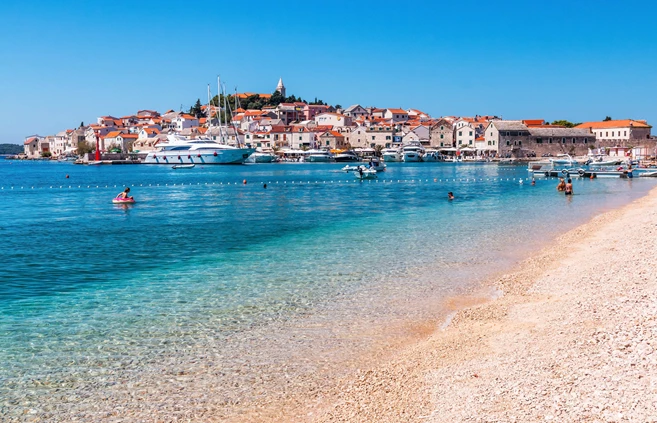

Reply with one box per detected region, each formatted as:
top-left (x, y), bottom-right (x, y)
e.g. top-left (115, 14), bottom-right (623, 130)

top-left (0, 159), bottom-right (655, 419)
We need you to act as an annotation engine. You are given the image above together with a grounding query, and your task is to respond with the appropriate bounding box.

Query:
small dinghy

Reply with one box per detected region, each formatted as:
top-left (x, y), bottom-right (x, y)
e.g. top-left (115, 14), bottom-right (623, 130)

top-left (172, 164), bottom-right (195, 169)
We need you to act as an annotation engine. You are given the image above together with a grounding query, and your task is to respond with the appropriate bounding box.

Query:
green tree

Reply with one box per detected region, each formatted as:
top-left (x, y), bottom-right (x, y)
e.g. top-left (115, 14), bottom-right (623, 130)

top-left (0, 144), bottom-right (23, 154)
top-left (76, 140), bottom-right (94, 155)
top-left (270, 91), bottom-right (285, 106)
top-left (80, 121), bottom-right (84, 128)
top-left (335, 104), bottom-right (342, 110)
top-left (603, 116), bottom-right (612, 121)
top-left (189, 99), bottom-right (203, 118)
top-left (551, 120), bottom-right (576, 128)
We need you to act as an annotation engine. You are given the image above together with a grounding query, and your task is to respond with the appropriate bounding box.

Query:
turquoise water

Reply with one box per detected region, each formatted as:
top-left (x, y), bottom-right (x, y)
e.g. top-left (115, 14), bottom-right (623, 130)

top-left (1, 160), bottom-right (655, 418)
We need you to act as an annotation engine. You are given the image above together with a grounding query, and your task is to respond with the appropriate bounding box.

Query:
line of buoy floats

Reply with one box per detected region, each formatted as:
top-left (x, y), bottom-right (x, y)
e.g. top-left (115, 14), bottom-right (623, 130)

top-left (0, 177), bottom-right (574, 191)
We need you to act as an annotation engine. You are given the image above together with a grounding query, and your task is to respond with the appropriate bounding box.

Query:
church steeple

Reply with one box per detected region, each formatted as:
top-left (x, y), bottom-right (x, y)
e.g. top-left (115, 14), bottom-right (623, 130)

top-left (276, 77), bottom-right (286, 98)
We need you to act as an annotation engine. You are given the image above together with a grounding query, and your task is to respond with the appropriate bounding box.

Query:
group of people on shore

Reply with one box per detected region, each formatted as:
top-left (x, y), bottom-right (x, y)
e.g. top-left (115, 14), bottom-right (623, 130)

top-left (557, 177), bottom-right (573, 195)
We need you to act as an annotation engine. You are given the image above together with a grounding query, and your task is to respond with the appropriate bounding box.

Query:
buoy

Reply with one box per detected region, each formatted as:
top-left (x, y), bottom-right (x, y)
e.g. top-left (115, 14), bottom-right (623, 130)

top-left (243, 179), bottom-right (247, 185)
top-left (65, 174), bottom-right (69, 179)
top-left (213, 152), bottom-right (218, 156)
top-left (197, 154), bottom-right (201, 158)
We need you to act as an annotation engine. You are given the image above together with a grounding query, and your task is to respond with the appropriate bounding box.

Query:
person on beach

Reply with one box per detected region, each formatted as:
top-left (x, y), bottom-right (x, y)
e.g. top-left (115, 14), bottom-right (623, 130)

top-left (117, 187), bottom-right (133, 200)
top-left (448, 192), bottom-right (454, 200)
top-left (557, 178), bottom-right (566, 192)
top-left (565, 179), bottom-right (573, 196)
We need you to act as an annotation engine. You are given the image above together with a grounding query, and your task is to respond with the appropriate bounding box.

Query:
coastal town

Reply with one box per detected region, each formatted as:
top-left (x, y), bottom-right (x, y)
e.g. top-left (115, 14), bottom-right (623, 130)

top-left (17, 78), bottom-right (656, 163)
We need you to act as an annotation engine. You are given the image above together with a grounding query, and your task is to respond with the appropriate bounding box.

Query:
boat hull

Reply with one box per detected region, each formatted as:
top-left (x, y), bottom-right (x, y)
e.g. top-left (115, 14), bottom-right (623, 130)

top-left (403, 152), bottom-right (421, 162)
top-left (382, 153), bottom-right (401, 162)
top-left (143, 148), bottom-right (255, 165)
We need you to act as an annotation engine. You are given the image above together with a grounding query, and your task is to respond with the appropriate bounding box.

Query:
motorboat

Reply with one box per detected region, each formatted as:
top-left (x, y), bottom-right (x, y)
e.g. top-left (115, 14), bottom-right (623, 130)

top-left (333, 150), bottom-right (360, 162)
top-left (381, 147), bottom-right (402, 162)
top-left (143, 134), bottom-right (255, 165)
top-left (353, 166), bottom-right (377, 179)
top-left (402, 141), bottom-right (425, 162)
top-left (246, 149), bottom-right (277, 163)
top-left (306, 149), bottom-right (334, 162)
top-left (550, 154), bottom-right (579, 166)
top-left (341, 164), bottom-right (361, 172)
top-left (172, 163), bottom-right (195, 169)
top-left (422, 150), bottom-right (442, 162)
top-left (366, 158), bottom-right (386, 172)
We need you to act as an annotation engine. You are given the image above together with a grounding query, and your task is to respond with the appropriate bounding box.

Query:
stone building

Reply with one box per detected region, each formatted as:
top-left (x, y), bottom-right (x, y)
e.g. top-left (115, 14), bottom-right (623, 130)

top-left (574, 119), bottom-right (652, 148)
top-left (486, 121), bottom-right (595, 158)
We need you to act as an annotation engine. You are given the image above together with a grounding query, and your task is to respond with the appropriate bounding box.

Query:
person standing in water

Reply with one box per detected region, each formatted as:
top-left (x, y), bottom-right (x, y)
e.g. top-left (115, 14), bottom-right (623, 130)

top-left (557, 178), bottom-right (566, 192)
top-left (448, 192), bottom-right (454, 200)
top-left (564, 179), bottom-right (573, 196)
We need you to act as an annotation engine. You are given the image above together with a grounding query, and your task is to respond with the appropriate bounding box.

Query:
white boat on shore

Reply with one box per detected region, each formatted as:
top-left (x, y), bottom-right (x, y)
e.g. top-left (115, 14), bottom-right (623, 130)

top-left (246, 149), bottom-right (277, 163)
top-left (306, 149), bottom-right (333, 162)
top-left (382, 148), bottom-right (402, 162)
top-left (402, 141), bottom-right (425, 162)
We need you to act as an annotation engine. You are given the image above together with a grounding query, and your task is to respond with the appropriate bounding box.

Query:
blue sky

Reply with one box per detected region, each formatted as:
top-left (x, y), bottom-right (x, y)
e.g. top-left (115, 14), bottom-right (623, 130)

top-left (1, 0), bottom-right (656, 144)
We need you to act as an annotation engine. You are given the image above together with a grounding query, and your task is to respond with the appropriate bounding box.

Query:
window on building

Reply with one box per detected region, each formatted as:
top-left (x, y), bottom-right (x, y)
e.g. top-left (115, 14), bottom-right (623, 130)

top-left (562, 138), bottom-right (566, 143)
top-left (584, 139), bottom-right (588, 143)
top-left (385, 136), bottom-right (391, 140)
top-left (624, 131), bottom-right (627, 136)
top-left (299, 136), bottom-right (302, 140)
top-left (488, 141), bottom-right (491, 145)
top-left (469, 131), bottom-right (473, 136)
top-left (518, 141), bottom-right (522, 146)
top-left (440, 126), bottom-right (444, 130)
top-left (537, 138), bottom-right (543, 144)
top-left (326, 141), bottom-right (330, 146)
top-left (440, 134), bottom-right (444, 139)
top-left (440, 142), bottom-right (444, 146)
top-left (506, 131), bottom-right (510, 136)
top-left (548, 138), bottom-right (552, 143)
top-left (572, 138), bottom-right (576, 144)
top-left (458, 131), bottom-right (462, 136)
top-left (506, 140), bottom-right (511, 146)
top-left (606, 131), bottom-right (608, 137)
top-left (469, 140), bottom-right (472, 145)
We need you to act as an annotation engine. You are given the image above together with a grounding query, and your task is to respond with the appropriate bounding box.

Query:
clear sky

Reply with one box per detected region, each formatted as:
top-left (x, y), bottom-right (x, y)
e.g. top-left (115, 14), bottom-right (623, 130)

top-left (1, 0), bottom-right (656, 144)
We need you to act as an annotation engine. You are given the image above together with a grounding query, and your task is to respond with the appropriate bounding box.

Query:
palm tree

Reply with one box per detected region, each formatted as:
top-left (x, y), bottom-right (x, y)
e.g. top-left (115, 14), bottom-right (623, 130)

top-left (374, 145), bottom-right (383, 157)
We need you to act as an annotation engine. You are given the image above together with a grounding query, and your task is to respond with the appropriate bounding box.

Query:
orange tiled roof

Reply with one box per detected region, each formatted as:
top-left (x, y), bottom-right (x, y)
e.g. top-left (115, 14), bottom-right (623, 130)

top-left (328, 131), bottom-right (344, 137)
top-left (387, 108), bottom-right (407, 114)
top-left (24, 137), bottom-right (38, 144)
top-left (121, 133), bottom-right (138, 139)
top-left (575, 119), bottom-right (651, 129)
top-left (522, 119), bottom-right (545, 126)
top-left (104, 131), bottom-right (122, 138)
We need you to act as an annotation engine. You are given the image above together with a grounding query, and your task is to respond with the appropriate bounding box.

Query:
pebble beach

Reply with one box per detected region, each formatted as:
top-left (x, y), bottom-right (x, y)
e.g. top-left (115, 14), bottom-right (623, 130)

top-left (291, 186), bottom-right (657, 422)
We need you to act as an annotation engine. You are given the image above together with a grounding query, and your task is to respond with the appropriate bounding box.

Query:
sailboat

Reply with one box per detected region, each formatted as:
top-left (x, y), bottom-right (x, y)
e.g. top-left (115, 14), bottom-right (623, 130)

top-left (143, 77), bottom-right (254, 165)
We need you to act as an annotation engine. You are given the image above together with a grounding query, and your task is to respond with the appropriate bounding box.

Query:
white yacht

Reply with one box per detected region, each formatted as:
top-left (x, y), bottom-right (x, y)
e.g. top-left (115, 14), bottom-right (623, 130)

top-left (402, 141), bottom-right (425, 162)
top-left (143, 134), bottom-right (255, 165)
top-left (421, 150), bottom-right (442, 162)
top-left (381, 147), bottom-right (402, 162)
top-left (306, 149), bottom-right (333, 162)
top-left (245, 149), bottom-right (277, 163)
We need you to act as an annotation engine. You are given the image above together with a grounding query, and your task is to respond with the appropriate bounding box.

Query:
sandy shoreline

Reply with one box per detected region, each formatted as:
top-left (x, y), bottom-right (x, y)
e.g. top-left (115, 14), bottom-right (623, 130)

top-left (259, 185), bottom-right (657, 422)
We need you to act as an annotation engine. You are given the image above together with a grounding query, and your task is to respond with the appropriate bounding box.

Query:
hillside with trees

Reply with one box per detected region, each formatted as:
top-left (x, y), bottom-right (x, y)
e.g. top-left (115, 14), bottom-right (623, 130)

top-left (189, 91), bottom-right (332, 119)
top-left (0, 144), bottom-right (23, 155)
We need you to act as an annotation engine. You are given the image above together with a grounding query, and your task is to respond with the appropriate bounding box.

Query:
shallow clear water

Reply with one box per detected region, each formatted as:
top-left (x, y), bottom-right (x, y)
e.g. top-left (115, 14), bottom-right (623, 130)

top-left (0, 160), bottom-right (654, 415)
